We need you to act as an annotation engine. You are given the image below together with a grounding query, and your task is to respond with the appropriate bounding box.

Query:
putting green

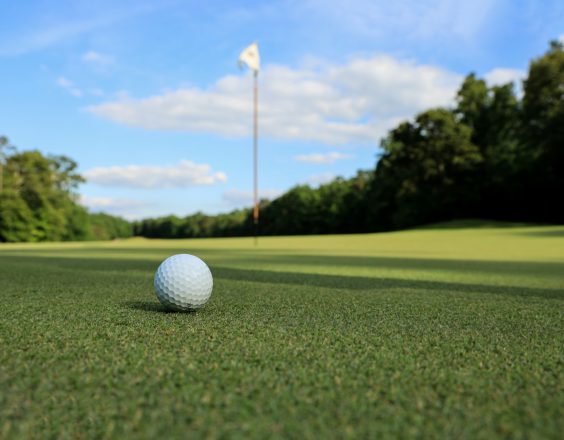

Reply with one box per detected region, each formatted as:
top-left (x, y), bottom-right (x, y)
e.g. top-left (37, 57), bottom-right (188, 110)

top-left (1, 224), bottom-right (563, 438)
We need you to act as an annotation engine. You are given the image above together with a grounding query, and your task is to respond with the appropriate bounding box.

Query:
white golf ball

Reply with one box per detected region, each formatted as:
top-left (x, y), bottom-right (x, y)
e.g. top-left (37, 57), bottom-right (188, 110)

top-left (154, 254), bottom-right (213, 311)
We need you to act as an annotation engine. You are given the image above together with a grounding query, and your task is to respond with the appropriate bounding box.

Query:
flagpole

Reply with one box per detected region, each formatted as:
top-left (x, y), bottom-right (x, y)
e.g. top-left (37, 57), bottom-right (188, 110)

top-left (237, 42), bottom-right (260, 246)
top-left (253, 69), bottom-right (259, 245)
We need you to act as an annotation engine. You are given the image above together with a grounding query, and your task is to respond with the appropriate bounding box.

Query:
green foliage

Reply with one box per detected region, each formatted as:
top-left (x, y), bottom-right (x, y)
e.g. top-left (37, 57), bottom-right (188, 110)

top-left (134, 210), bottom-right (251, 238)
top-left (456, 74), bottom-right (521, 163)
top-left (367, 109), bottom-right (482, 228)
top-left (523, 40), bottom-right (564, 163)
top-left (260, 171), bottom-right (372, 235)
top-left (0, 136), bottom-right (15, 193)
top-left (0, 190), bottom-right (36, 242)
top-left (88, 212), bottom-right (133, 240)
top-left (522, 40), bottom-right (564, 221)
top-left (0, 226), bottom-right (563, 437)
top-left (134, 171), bottom-right (372, 238)
top-left (452, 74), bottom-right (523, 219)
top-left (455, 73), bottom-right (490, 142)
top-left (0, 148), bottom-right (91, 242)
top-left (136, 42), bottom-right (562, 238)
top-left (0, 143), bottom-right (132, 242)
top-left (360, 41), bottom-right (560, 230)
top-left (261, 184), bottom-right (323, 234)
top-left (1, 41), bottom-right (562, 242)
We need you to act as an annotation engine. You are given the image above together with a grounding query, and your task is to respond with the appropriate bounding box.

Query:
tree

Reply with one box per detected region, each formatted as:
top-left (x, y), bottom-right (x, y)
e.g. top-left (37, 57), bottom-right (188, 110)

top-left (0, 191), bottom-right (36, 242)
top-left (0, 149), bottom-right (91, 242)
top-left (455, 75), bottom-right (521, 218)
top-left (88, 213), bottom-right (133, 240)
top-left (0, 136), bottom-right (16, 193)
top-left (455, 74), bottom-right (490, 147)
top-left (367, 109), bottom-right (483, 229)
top-left (522, 41), bottom-right (564, 221)
top-left (259, 185), bottom-right (322, 235)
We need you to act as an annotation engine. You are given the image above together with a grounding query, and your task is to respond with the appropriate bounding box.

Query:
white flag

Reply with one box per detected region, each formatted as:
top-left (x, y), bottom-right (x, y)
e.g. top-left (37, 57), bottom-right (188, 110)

top-left (238, 43), bottom-right (260, 72)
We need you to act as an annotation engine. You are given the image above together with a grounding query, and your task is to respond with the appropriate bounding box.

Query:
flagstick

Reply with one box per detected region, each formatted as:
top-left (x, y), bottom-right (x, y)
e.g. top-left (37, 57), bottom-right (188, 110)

top-left (253, 70), bottom-right (259, 246)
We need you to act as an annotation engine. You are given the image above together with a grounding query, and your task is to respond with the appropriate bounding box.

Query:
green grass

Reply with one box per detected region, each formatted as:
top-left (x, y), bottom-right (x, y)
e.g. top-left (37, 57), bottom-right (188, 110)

top-left (1, 225), bottom-right (563, 439)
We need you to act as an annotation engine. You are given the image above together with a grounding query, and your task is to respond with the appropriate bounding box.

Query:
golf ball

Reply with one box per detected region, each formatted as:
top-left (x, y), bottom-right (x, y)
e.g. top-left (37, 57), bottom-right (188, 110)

top-left (154, 254), bottom-right (213, 311)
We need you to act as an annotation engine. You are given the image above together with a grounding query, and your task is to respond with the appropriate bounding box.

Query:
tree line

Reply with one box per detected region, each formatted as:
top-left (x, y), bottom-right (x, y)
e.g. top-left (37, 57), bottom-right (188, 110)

top-left (0, 41), bottom-right (562, 242)
top-left (136, 41), bottom-right (563, 238)
top-left (0, 140), bottom-right (132, 242)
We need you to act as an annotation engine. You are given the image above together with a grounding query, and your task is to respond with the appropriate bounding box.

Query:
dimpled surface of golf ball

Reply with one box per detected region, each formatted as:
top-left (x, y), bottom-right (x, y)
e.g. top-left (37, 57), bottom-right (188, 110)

top-left (154, 254), bottom-right (213, 311)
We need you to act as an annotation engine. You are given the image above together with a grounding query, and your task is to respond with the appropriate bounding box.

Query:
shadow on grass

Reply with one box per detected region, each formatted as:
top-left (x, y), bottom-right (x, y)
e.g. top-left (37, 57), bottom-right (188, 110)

top-left (0, 246), bottom-right (243, 258)
top-left (414, 219), bottom-right (533, 229)
top-left (213, 267), bottom-right (564, 300)
top-left (123, 300), bottom-right (196, 314)
top-left (4, 250), bottom-right (563, 279)
top-left (5, 240), bottom-right (564, 281)
top-left (1, 255), bottom-right (562, 301)
top-left (517, 229), bottom-right (564, 237)
top-left (230, 254), bottom-right (564, 278)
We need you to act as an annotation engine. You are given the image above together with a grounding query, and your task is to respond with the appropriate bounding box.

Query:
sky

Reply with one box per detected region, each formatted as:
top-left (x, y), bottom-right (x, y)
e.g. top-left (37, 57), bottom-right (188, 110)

top-left (1, 0), bottom-right (562, 219)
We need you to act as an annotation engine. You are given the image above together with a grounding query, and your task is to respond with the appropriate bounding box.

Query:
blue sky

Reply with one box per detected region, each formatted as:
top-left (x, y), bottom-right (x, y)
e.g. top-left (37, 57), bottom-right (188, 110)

top-left (1, 0), bottom-right (562, 219)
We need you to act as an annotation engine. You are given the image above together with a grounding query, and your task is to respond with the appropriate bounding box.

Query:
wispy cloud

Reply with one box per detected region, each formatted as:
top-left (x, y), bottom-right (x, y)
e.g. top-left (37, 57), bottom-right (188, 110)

top-left (56, 77), bottom-right (105, 97)
top-left (79, 195), bottom-right (148, 220)
top-left (484, 68), bottom-right (526, 87)
top-left (298, 0), bottom-right (497, 44)
top-left (305, 172), bottom-right (337, 186)
top-left (0, 4), bottom-right (161, 56)
top-left (82, 51), bottom-right (114, 66)
top-left (84, 160), bottom-right (227, 189)
top-left (57, 76), bottom-right (83, 97)
top-left (87, 54), bottom-right (461, 145)
top-left (484, 67), bottom-right (526, 97)
top-left (0, 18), bottom-right (112, 56)
top-left (222, 188), bottom-right (283, 207)
top-left (88, 88), bottom-right (105, 97)
top-left (295, 152), bottom-right (353, 164)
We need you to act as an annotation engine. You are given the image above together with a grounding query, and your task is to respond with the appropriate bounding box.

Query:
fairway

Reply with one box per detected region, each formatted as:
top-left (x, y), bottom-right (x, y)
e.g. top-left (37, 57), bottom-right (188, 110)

top-left (1, 225), bottom-right (563, 439)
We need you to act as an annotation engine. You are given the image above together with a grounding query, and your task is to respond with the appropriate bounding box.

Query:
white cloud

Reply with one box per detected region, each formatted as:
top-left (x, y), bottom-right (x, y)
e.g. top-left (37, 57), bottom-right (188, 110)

top-left (306, 172), bottom-right (337, 186)
top-left (80, 195), bottom-right (145, 209)
top-left (82, 51), bottom-right (114, 65)
top-left (223, 188), bottom-right (283, 207)
top-left (484, 68), bottom-right (526, 87)
top-left (295, 152), bottom-right (353, 164)
top-left (86, 54), bottom-right (462, 145)
top-left (79, 195), bottom-right (147, 220)
top-left (56, 76), bottom-right (83, 97)
top-left (84, 160), bottom-right (227, 189)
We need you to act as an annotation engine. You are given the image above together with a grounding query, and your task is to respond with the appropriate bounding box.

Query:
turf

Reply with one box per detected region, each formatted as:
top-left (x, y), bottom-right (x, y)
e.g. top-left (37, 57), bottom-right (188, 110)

top-left (0, 225), bottom-right (563, 439)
